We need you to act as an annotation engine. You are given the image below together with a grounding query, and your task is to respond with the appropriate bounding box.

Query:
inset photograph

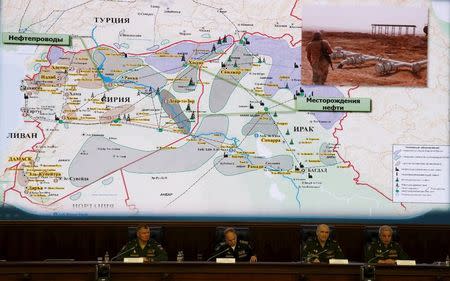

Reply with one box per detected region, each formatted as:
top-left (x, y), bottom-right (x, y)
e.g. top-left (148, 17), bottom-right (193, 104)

top-left (301, 5), bottom-right (428, 87)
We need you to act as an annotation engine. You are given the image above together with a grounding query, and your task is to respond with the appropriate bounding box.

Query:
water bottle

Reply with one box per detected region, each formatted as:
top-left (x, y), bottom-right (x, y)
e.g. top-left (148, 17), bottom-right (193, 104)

top-left (446, 255), bottom-right (449, 266)
top-left (176, 250), bottom-right (184, 262)
top-left (104, 251), bottom-right (109, 263)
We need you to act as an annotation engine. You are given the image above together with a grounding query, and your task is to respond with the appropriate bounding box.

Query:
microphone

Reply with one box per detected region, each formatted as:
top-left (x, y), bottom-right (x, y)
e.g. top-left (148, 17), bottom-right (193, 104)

top-left (206, 246), bottom-right (231, 262)
top-left (305, 249), bottom-right (328, 262)
top-left (111, 242), bottom-right (137, 261)
top-left (367, 249), bottom-right (390, 264)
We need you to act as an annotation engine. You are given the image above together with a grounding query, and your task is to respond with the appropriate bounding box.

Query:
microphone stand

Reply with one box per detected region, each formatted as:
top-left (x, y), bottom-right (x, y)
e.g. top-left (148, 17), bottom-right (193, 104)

top-left (111, 243), bottom-right (137, 261)
top-left (367, 249), bottom-right (390, 264)
top-left (305, 249), bottom-right (328, 263)
top-left (206, 247), bottom-right (231, 262)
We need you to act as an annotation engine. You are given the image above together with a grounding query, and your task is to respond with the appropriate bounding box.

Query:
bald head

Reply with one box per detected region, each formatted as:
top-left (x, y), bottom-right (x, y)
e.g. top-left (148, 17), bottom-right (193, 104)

top-left (224, 228), bottom-right (237, 247)
top-left (316, 224), bottom-right (329, 233)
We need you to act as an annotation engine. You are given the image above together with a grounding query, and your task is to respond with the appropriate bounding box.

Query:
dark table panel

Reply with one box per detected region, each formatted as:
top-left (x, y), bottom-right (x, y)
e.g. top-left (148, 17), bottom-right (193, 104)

top-left (0, 262), bottom-right (449, 281)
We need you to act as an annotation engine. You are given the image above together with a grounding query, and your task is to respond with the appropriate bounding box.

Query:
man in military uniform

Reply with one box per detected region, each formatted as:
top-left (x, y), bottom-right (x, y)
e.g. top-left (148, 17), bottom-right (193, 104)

top-left (365, 225), bottom-right (408, 264)
top-left (211, 227), bottom-right (257, 262)
top-left (301, 224), bottom-right (344, 263)
top-left (116, 224), bottom-right (168, 262)
top-left (306, 31), bottom-right (333, 85)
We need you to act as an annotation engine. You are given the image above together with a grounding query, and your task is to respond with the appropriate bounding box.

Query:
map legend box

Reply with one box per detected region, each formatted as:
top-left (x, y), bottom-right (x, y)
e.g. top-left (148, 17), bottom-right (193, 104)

top-left (392, 145), bottom-right (449, 203)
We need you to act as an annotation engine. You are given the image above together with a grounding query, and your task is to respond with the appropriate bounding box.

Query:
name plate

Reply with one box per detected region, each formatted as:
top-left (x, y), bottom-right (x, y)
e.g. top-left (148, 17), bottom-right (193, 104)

top-left (123, 257), bottom-right (144, 263)
top-left (329, 259), bottom-right (349, 264)
top-left (396, 260), bottom-right (416, 266)
top-left (216, 258), bottom-right (236, 263)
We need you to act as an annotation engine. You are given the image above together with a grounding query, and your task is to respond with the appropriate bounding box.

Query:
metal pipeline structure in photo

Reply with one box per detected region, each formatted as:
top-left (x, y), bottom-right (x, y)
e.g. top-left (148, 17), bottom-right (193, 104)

top-left (331, 47), bottom-right (427, 76)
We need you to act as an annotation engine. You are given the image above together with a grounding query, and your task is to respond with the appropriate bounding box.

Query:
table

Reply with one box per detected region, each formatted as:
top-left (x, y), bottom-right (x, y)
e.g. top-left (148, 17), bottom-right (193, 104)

top-left (0, 261), bottom-right (449, 281)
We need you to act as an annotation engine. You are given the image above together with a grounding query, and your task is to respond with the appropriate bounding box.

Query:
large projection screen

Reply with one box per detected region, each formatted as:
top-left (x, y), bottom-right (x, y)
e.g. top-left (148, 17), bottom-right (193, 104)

top-left (0, 0), bottom-right (449, 223)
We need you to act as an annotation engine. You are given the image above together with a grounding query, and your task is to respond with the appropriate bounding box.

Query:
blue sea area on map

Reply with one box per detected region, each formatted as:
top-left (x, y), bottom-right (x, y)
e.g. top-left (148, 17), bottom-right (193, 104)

top-left (0, 46), bottom-right (31, 152)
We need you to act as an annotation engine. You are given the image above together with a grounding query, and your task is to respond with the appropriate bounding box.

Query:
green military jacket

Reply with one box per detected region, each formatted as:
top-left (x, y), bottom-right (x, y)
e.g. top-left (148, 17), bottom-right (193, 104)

top-left (301, 237), bottom-right (344, 263)
top-left (213, 240), bottom-right (255, 262)
top-left (118, 238), bottom-right (168, 262)
top-left (365, 240), bottom-right (408, 263)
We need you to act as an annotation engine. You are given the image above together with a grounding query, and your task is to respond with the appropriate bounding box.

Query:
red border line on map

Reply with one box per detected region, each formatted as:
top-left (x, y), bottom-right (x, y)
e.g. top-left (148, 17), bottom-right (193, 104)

top-left (5, 20), bottom-right (302, 207)
top-left (331, 85), bottom-right (406, 210)
top-left (2, 119), bottom-right (48, 207)
top-left (120, 169), bottom-right (135, 209)
top-left (290, 0), bottom-right (301, 21)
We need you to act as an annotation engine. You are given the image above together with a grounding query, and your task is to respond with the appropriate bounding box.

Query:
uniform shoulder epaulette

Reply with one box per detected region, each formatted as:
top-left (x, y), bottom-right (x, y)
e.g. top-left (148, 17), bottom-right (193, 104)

top-left (366, 241), bottom-right (377, 250)
top-left (148, 239), bottom-right (160, 245)
top-left (306, 237), bottom-right (315, 243)
top-left (215, 241), bottom-right (226, 249)
top-left (305, 238), bottom-right (317, 247)
top-left (127, 239), bottom-right (138, 246)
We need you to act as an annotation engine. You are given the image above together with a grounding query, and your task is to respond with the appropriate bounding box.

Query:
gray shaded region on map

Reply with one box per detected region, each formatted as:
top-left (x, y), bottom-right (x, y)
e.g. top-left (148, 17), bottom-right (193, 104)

top-left (241, 114), bottom-right (277, 136)
top-left (68, 136), bottom-right (147, 187)
top-left (173, 66), bottom-right (197, 93)
top-left (214, 155), bottom-right (293, 176)
top-left (93, 47), bottom-right (142, 80)
top-left (121, 66), bottom-right (167, 91)
top-left (209, 45), bottom-right (253, 113)
top-left (159, 89), bottom-right (191, 134)
top-left (319, 142), bottom-right (338, 166)
top-left (125, 114), bottom-right (228, 173)
top-left (69, 115), bottom-right (228, 186)
top-left (173, 44), bottom-right (235, 93)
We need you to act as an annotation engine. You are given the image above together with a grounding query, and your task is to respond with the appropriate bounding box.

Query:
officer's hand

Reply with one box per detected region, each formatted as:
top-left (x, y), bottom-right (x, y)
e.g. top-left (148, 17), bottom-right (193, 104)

top-left (250, 255), bottom-right (257, 263)
top-left (378, 259), bottom-right (395, 264)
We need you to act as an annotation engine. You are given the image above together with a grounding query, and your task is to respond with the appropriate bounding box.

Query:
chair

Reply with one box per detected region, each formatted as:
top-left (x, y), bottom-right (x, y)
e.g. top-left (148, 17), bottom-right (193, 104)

top-left (364, 225), bottom-right (399, 260)
top-left (215, 226), bottom-right (250, 244)
top-left (300, 224), bottom-right (336, 261)
top-left (364, 226), bottom-right (398, 245)
top-left (127, 226), bottom-right (164, 243)
top-left (300, 224), bottom-right (336, 242)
